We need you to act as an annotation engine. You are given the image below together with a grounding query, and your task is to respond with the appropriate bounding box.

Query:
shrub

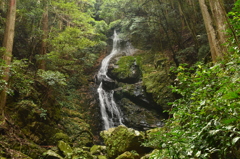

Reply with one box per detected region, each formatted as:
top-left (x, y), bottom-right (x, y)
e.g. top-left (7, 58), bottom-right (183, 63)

top-left (144, 54), bottom-right (240, 158)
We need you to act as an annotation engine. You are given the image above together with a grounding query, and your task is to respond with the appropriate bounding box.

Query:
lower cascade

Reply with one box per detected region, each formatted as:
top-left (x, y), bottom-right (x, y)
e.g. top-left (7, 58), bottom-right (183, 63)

top-left (97, 30), bottom-right (124, 130)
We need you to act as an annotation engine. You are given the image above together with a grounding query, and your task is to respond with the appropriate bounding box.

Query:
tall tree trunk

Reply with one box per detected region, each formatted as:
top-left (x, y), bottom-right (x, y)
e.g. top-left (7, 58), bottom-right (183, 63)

top-left (209, 0), bottom-right (229, 54)
top-left (39, 0), bottom-right (48, 70)
top-left (0, 0), bottom-right (17, 123)
top-left (199, 0), bottom-right (223, 62)
top-left (199, 0), bottom-right (229, 62)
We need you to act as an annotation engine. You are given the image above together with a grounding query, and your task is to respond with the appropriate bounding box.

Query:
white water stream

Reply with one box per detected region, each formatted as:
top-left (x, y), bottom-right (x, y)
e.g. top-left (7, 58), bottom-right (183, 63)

top-left (97, 30), bottom-right (124, 130)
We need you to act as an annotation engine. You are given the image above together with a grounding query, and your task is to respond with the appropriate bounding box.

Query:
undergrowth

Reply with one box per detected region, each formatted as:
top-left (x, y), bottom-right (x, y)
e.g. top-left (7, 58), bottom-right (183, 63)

top-left (144, 53), bottom-right (240, 158)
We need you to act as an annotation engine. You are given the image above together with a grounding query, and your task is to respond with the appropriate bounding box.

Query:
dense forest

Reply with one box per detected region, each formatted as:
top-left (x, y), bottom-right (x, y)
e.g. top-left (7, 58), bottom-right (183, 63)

top-left (0, 0), bottom-right (239, 158)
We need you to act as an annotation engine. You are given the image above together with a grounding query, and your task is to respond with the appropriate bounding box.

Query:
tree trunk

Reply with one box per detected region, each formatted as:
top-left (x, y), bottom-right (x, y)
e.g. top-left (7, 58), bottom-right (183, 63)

top-left (198, 0), bottom-right (225, 62)
top-left (39, 0), bottom-right (48, 70)
top-left (209, 0), bottom-right (229, 55)
top-left (0, 0), bottom-right (17, 123)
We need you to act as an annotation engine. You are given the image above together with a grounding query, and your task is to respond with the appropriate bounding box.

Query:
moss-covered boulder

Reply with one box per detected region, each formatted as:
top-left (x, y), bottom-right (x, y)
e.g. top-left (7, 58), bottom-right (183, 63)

top-left (97, 155), bottom-right (107, 159)
top-left (142, 58), bottom-right (175, 111)
top-left (108, 56), bottom-right (142, 83)
top-left (43, 150), bottom-right (63, 159)
top-left (90, 145), bottom-right (106, 155)
top-left (116, 151), bottom-right (140, 159)
top-left (52, 132), bottom-right (70, 144)
top-left (114, 82), bottom-right (149, 104)
top-left (57, 140), bottom-right (73, 157)
top-left (100, 125), bottom-right (152, 159)
top-left (44, 143), bottom-right (97, 159)
top-left (116, 98), bottom-right (164, 130)
top-left (71, 148), bottom-right (95, 159)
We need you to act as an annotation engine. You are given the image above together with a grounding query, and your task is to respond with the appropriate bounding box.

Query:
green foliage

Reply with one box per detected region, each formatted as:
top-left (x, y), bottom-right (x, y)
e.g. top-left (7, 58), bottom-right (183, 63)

top-left (145, 54), bottom-right (240, 158)
top-left (51, 0), bottom-right (95, 25)
top-left (109, 19), bottom-right (122, 30)
top-left (39, 108), bottom-right (48, 120)
top-left (94, 20), bottom-right (109, 34)
top-left (46, 26), bottom-right (99, 74)
top-left (37, 69), bottom-right (66, 86)
top-left (227, 0), bottom-right (240, 53)
top-left (10, 59), bottom-right (35, 97)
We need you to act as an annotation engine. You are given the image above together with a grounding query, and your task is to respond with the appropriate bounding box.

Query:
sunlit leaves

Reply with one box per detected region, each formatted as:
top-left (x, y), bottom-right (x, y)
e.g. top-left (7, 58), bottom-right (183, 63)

top-left (37, 69), bottom-right (67, 86)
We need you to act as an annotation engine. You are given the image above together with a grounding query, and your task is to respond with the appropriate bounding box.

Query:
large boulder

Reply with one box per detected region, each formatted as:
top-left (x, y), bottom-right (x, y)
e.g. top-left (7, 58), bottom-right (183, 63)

top-left (114, 82), bottom-right (149, 104)
top-left (107, 56), bottom-right (141, 84)
top-left (100, 125), bottom-right (152, 159)
top-left (90, 145), bottom-right (106, 156)
top-left (116, 151), bottom-right (140, 159)
top-left (116, 98), bottom-right (165, 130)
top-left (57, 140), bottom-right (73, 157)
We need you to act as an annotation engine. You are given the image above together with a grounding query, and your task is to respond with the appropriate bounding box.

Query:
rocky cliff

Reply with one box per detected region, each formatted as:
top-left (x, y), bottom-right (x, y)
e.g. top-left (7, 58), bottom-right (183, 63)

top-left (100, 52), bottom-right (174, 131)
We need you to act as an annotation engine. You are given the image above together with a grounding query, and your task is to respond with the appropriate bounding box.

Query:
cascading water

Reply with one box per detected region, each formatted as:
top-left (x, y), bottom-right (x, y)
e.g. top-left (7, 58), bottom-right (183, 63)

top-left (97, 30), bottom-right (124, 130)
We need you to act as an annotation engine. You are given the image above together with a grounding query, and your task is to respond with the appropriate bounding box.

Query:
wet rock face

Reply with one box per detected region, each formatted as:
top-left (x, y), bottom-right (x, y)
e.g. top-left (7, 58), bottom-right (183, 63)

top-left (117, 98), bottom-right (165, 130)
top-left (103, 55), bottom-right (168, 131)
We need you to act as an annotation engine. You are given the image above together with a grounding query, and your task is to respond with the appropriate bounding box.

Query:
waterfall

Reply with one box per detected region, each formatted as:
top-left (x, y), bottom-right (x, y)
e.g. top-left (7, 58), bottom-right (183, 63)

top-left (97, 30), bottom-right (124, 130)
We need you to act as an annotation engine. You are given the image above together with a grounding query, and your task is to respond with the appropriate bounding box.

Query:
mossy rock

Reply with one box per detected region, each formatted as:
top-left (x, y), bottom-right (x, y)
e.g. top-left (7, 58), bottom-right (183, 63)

top-left (142, 63), bottom-right (174, 111)
top-left (115, 82), bottom-right (147, 102)
top-left (71, 148), bottom-right (95, 159)
top-left (43, 150), bottom-right (63, 159)
top-left (52, 132), bottom-right (70, 144)
top-left (108, 55), bottom-right (142, 83)
top-left (90, 145), bottom-right (106, 155)
top-left (100, 125), bottom-right (151, 159)
top-left (97, 155), bottom-right (107, 159)
top-left (116, 151), bottom-right (140, 159)
top-left (116, 98), bottom-right (164, 130)
top-left (57, 140), bottom-right (73, 157)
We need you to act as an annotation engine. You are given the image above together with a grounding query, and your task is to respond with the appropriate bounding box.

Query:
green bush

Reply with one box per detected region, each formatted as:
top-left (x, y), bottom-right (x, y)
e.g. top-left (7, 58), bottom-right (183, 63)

top-left (144, 54), bottom-right (240, 158)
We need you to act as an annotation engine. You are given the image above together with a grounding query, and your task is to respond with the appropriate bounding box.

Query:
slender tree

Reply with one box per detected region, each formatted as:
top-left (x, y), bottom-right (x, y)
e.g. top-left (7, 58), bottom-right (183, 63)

top-left (0, 0), bottom-right (17, 123)
top-left (177, 0), bottom-right (199, 49)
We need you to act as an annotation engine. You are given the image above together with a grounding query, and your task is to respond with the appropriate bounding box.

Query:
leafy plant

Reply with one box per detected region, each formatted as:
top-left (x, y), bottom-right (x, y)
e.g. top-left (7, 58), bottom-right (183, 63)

top-left (9, 59), bottom-right (35, 97)
top-left (37, 69), bottom-right (67, 86)
top-left (145, 55), bottom-right (240, 158)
